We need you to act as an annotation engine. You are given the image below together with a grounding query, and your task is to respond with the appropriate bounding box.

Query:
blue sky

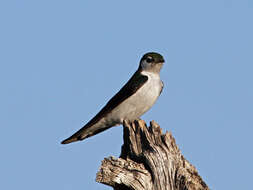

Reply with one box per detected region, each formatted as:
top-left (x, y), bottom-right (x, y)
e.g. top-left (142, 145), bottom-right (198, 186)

top-left (0, 0), bottom-right (252, 189)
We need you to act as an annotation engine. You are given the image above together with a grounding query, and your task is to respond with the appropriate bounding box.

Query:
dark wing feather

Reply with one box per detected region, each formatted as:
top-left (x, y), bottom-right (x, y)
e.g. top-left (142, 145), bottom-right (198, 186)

top-left (61, 71), bottom-right (148, 144)
top-left (159, 81), bottom-right (164, 95)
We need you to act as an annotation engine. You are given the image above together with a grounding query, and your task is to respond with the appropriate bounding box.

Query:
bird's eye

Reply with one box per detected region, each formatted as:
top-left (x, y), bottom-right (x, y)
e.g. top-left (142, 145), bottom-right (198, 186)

top-left (146, 57), bottom-right (154, 63)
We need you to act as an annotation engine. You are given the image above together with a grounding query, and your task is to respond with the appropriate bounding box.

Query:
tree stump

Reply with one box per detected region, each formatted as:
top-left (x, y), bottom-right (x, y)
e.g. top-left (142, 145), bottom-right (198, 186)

top-left (96, 120), bottom-right (209, 190)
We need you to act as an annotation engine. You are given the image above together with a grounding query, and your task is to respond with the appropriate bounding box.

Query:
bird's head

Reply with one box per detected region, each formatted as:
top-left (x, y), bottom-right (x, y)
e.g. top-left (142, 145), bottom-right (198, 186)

top-left (139, 52), bottom-right (165, 73)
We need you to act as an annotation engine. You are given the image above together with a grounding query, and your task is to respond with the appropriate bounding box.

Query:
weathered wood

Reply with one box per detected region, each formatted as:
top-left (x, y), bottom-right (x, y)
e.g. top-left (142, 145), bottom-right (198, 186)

top-left (96, 120), bottom-right (209, 190)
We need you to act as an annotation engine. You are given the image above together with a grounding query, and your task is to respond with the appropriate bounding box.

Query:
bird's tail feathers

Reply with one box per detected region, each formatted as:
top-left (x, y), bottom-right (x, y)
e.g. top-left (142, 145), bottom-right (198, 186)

top-left (61, 123), bottom-right (112, 144)
top-left (61, 133), bottom-right (86, 144)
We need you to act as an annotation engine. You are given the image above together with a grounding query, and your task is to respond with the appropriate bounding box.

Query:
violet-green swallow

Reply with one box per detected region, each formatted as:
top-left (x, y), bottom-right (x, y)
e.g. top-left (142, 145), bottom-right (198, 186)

top-left (61, 52), bottom-right (165, 144)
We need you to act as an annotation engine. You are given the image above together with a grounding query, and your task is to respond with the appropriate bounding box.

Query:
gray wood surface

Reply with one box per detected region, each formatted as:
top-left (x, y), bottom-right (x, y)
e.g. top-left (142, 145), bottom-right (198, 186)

top-left (96, 120), bottom-right (209, 190)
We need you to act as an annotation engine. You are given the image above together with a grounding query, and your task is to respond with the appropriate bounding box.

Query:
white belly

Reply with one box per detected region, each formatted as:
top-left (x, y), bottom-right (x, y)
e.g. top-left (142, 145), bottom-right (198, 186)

top-left (106, 71), bottom-right (162, 124)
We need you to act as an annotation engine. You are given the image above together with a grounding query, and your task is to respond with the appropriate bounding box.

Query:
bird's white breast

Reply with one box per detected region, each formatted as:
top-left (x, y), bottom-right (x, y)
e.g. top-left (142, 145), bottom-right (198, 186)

top-left (106, 71), bottom-right (162, 124)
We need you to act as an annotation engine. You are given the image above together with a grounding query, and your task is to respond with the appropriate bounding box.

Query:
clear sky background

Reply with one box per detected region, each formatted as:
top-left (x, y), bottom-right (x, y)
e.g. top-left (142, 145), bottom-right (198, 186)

top-left (0, 1), bottom-right (252, 189)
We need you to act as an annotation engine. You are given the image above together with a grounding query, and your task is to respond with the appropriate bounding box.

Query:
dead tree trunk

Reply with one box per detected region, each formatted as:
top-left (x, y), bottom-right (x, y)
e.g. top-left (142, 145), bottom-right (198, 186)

top-left (96, 120), bottom-right (209, 190)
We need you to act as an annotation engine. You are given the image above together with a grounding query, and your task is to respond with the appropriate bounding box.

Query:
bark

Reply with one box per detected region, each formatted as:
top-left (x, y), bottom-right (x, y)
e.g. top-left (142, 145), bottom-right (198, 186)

top-left (96, 120), bottom-right (209, 190)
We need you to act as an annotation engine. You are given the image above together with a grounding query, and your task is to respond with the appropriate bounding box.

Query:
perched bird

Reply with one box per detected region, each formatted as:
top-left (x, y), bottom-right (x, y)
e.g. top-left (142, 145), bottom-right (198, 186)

top-left (61, 52), bottom-right (165, 144)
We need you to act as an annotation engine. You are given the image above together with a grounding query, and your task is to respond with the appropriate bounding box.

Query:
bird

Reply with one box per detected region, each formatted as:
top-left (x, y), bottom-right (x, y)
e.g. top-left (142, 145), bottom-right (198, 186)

top-left (61, 52), bottom-right (165, 144)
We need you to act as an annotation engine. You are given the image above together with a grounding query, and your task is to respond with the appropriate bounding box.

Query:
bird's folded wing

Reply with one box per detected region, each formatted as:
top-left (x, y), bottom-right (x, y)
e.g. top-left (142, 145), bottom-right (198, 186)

top-left (61, 71), bottom-right (148, 144)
